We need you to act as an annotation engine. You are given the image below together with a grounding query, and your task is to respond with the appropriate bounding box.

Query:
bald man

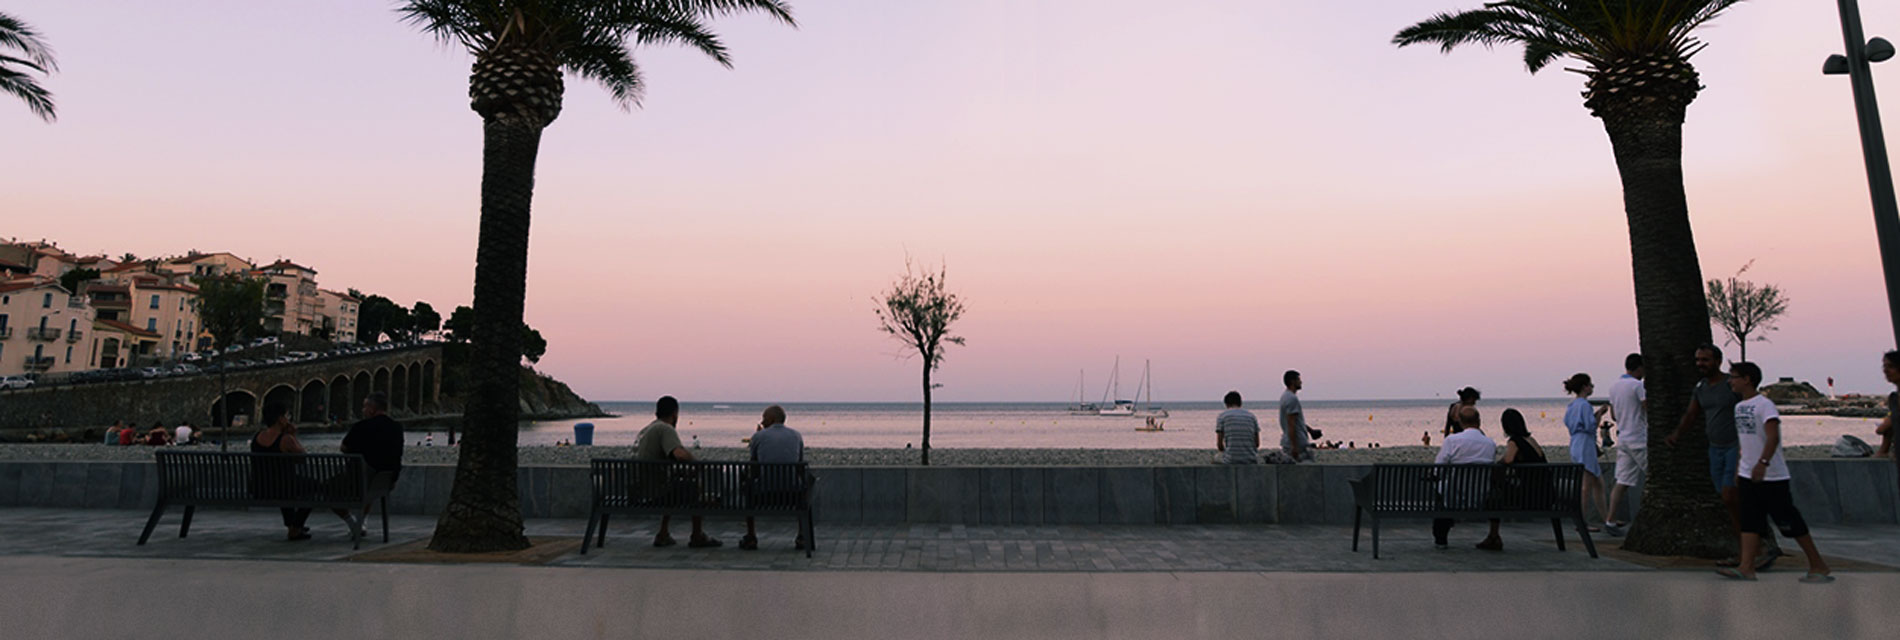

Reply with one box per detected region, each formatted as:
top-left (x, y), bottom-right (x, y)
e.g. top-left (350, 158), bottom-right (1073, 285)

top-left (741, 405), bottom-right (807, 551)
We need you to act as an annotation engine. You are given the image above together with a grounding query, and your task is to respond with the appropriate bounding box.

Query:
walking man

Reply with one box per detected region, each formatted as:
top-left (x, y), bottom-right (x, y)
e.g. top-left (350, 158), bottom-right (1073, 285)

top-left (1215, 391), bottom-right (1260, 464)
top-left (1604, 353), bottom-right (1647, 536)
top-left (1279, 370), bottom-right (1314, 463)
top-left (1666, 345), bottom-right (1781, 569)
top-left (636, 396), bottom-right (720, 548)
top-left (1718, 362), bottom-right (1832, 583)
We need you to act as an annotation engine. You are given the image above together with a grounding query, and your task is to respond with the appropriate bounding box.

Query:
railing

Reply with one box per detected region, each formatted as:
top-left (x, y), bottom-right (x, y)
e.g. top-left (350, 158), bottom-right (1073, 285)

top-left (66, 329), bottom-right (83, 342)
top-left (26, 327), bottom-right (62, 341)
top-left (24, 356), bottom-right (54, 371)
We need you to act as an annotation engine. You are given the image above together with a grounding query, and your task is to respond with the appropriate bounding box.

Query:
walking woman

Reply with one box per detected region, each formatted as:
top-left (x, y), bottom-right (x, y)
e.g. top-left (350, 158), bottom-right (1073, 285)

top-left (1563, 374), bottom-right (1610, 531)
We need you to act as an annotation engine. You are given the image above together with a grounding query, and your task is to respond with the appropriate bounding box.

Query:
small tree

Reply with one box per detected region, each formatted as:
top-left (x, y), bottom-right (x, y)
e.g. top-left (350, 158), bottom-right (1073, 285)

top-left (412, 301), bottom-right (442, 339)
top-left (58, 267), bottom-right (99, 295)
top-left (192, 275), bottom-right (267, 350)
top-left (1706, 261), bottom-right (1789, 363)
top-left (874, 260), bottom-right (966, 466)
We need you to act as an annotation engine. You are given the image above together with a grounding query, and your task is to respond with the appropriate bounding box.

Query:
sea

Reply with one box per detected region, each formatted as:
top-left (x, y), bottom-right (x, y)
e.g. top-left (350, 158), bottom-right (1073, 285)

top-left (375, 399), bottom-right (1884, 450)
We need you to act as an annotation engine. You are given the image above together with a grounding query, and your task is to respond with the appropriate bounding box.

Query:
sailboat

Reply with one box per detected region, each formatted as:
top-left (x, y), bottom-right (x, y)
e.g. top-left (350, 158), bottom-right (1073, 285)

top-left (1133, 359), bottom-right (1168, 423)
top-left (1098, 356), bottom-right (1136, 416)
top-left (1066, 370), bottom-right (1099, 415)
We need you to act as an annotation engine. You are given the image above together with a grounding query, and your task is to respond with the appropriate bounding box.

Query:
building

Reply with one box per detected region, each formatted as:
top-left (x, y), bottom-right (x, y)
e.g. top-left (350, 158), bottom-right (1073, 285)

top-left (0, 280), bottom-right (96, 377)
top-left (88, 266), bottom-right (203, 360)
top-left (161, 251), bottom-right (254, 280)
top-left (255, 260), bottom-right (321, 337)
top-left (316, 288), bottom-right (360, 343)
top-left (89, 318), bottom-right (160, 369)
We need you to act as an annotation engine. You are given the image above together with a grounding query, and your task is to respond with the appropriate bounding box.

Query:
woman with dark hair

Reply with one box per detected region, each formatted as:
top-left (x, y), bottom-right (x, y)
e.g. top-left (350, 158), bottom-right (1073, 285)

top-left (1473, 409), bottom-right (1548, 551)
top-left (1879, 351), bottom-right (1900, 487)
top-left (1444, 387), bottom-right (1481, 437)
top-left (1563, 374), bottom-right (1610, 531)
top-left (250, 402), bottom-right (311, 541)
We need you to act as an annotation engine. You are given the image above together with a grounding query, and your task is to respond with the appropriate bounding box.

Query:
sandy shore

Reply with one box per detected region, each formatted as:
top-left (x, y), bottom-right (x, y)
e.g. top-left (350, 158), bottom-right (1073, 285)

top-left (0, 443), bottom-right (1846, 466)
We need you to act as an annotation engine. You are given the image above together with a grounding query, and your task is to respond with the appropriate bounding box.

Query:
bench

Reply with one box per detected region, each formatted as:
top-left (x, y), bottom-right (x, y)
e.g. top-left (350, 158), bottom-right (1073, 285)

top-left (583, 459), bottom-right (816, 557)
top-left (138, 450), bottom-right (391, 549)
top-left (1348, 463), bottom-right (1596, 559)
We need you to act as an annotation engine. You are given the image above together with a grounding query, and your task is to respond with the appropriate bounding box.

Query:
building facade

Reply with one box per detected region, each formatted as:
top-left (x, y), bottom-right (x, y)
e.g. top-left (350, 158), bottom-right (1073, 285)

top-left (0, 280), bottom-right (96, 377)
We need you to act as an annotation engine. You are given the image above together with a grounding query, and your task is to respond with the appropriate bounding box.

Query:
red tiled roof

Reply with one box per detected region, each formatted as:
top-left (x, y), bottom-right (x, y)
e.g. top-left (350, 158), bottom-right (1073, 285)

top-left (95, 318), bottom-right (161, 338)
top-left (106, 261), bottom-right (155, 273)
top-left (0, 281), bottom-right (52, 294)
top-left (261, 259), bottom-right (316, 273)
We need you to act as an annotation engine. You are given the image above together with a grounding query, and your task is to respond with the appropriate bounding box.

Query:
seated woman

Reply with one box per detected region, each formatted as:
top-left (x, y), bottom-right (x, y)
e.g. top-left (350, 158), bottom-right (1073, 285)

top-left (144, 423), bottom-right (173, 446)
top-left (250, 403), bottom-right (312, 541)
top-left (1476, 409), bottom-right (1549, 551)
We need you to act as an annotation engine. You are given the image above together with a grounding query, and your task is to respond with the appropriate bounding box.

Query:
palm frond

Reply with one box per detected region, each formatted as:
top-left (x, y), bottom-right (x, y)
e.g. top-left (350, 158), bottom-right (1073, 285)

top-left (651, 0), bottom-right (796, 26)
top-left (562, 40), bottom-right (645, 108)
top-left (1396, 1), bottom-right (1748, 72)
top-left (626, 6), bottom-right (731, 67)
top-left (0, 11), bottom-right (56, 70)
top-left (0, 64), bottom-right (55, 121)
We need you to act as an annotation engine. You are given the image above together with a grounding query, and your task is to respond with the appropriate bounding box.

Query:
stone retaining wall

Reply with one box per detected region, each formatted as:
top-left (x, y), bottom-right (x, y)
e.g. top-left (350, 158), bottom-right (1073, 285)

top-left (3, 459), bottom-right (1895, 526)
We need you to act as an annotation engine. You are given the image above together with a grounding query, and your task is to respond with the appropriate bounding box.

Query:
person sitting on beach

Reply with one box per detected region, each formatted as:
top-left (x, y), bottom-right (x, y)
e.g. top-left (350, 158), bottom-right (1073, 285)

top-left (1276, 370), bottom-right (1314, 463)
top-left (1214, 391), bottom-right (1260, 464)
top-left (144, 422), bottom-right (173, 446)
top-left (1720, 362), bottom-right (1832, 583)
top-left (250, 402), bottom-right (313, 541)
top-left (1432, 407), bottom-right (1497, 550)
top-left (174, 421), bottom-right (194, 446)
top-left (742, 405), bottom-right (807, 551)
top-left (104, 421), bottom-right (124, 446)
top-left (637, 396), bottom-right (720, 548)
top-left (118, 420), bottom-right (138, 446)
top-left (1444, 387), bottom-right (1480, 438)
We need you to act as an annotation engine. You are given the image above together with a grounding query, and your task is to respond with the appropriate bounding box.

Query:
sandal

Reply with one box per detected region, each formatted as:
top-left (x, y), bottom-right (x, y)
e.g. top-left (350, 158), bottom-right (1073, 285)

top-left (739, 535), bottom-right (759, 551)
top-left (1475, 538), bottom-right (1503, 552)
top-left (1715, 556), bottom-right (1741, 568)
top-left (1715, 568), bottom-right (1756, 581)
top-left (1799, 572), bottom-right (1835, 584)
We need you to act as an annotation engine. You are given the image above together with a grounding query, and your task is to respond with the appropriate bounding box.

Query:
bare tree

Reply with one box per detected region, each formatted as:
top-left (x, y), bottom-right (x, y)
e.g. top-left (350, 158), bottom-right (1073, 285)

top-left (875, 259), bottom-right (966, 466)
top-left (1706, 260), bottom-right (1790, 363)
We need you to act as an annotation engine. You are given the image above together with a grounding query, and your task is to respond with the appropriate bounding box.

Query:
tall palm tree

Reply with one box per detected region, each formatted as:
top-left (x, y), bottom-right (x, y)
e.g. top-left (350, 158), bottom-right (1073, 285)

top-left (399, 0), bottom-right (795, 552)
top-left (1, 11), bottom-right (57, 122)
top-left (1395, 1), bottom-right (1743, 557)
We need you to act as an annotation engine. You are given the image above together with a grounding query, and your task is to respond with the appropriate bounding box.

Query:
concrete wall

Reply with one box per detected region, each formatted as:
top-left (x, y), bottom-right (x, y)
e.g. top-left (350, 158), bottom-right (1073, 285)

top-left (5, 459), bottom-right (1896, 526)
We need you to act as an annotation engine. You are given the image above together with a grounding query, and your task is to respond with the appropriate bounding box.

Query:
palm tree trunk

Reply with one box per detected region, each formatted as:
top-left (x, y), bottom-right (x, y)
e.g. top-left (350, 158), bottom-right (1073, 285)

top-left (921, 363), bottom-right (933, 466)
top-left (1606, 114), bottom-right (1734, 558)
top-left (428, 117), bottom-right (539, 553)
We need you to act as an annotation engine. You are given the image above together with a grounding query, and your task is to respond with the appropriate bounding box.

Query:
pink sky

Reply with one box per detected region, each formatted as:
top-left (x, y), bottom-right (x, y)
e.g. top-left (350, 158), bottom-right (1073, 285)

top-left (5, 0), bottom-right (1900, 402)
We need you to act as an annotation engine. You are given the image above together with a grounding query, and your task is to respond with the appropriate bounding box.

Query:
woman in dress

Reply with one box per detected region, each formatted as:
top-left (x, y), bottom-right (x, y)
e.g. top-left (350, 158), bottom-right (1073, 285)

top-left (1563, 374), bottom-right (1610, 532)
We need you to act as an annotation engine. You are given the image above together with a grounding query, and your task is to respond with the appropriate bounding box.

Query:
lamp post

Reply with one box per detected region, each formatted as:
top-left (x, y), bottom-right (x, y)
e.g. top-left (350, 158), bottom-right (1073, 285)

top-left (1826, 0), bottom-right (1900, 347)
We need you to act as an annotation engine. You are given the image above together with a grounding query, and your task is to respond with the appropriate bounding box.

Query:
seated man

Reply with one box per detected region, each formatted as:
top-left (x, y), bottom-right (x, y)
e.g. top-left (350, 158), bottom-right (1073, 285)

top-left (1214, 391), bottom-right (1260, 464)
top-left (334, 392), bottom-right (403, 527)
top-left (637, 396), bottom-right (720, 548)
top-left (742, 405), bottom-right (806, 551)
top-left (1432, 407), bottom-right (1497, 550)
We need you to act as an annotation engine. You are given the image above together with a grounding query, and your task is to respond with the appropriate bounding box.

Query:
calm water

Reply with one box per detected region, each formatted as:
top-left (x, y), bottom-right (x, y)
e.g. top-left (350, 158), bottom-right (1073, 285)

top-left (365, 400), bottom-right (1882, 450)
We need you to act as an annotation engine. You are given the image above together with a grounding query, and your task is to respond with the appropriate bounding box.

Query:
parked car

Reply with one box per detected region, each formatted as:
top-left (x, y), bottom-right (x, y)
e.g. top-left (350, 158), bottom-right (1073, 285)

top-left (171, 364), bottom-right (201, 375)
top-left (224, 344), bottom-right (244, 354)
top-left (180, 353), bottom-right (204, 364)
top-left (0, 376), bottom-right (34, 390)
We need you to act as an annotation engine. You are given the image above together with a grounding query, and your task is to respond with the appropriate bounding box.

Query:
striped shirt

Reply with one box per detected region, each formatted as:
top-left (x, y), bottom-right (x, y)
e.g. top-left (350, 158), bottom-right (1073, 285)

top-left (1216, 408), bottom-right (1261, 464)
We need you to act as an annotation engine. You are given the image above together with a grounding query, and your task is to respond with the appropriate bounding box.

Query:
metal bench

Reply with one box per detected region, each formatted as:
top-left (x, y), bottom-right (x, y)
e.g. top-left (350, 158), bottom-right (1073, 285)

top-left (138, 450), bottom-right (391, 549)
top-left (1349, 463), bottom-right (1596, 559)
top-left (582, 459), bottom-right (816, 557)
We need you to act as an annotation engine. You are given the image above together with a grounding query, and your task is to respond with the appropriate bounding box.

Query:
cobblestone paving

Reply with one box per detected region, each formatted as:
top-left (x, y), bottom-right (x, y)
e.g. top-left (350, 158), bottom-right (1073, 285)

top-left (5, 508), bottom-right (1895, 574)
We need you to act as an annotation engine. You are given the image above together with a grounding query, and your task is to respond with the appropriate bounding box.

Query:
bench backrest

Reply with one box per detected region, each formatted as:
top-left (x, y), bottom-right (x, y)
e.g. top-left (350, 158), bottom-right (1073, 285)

top-left (155, 450), bottom-right (368, 506)
top-left (1362, 463), bottom-right (1583, 514)
top-left (590, 459), bottom-right (810, 510)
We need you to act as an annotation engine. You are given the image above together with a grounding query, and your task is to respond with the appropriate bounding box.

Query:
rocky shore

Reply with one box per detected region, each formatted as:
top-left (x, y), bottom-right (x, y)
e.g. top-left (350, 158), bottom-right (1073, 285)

top-left (0, 443), bottom-right (1844, 466)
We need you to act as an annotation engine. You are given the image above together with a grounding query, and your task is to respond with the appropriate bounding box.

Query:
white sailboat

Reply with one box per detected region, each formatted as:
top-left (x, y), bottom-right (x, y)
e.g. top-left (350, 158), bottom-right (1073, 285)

top-left (1133, 359), bottom-right (1168, 421)
top-left (1067, 370), bottom-right (1099, 415)
top-left (1098, 356), bottom-right (1136, 416)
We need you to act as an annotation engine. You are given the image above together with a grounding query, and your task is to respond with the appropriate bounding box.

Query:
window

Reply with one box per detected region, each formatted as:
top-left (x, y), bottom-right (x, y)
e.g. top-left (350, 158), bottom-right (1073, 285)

top-left (68, 318), bottom-right (76, 332)
top-left (0, 313), bottom-right (8, 331)
top-left (64, 345), bottom-right (71, 363)
top-left (149, 294), bottom-right (160, 309)
top-left (33, 344), bottom-right (44, 358)
top-left (146, 318), bottom-right (156, 332)
top-left (43, 292), bottom-right (53, 308)
top-left (179, 298), bottom-right (185, 311)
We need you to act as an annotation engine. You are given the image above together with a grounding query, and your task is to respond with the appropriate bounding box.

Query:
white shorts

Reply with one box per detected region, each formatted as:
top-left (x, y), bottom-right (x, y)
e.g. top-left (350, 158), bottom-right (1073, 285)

top-left (1615, 446), bottom-right (1648, 487)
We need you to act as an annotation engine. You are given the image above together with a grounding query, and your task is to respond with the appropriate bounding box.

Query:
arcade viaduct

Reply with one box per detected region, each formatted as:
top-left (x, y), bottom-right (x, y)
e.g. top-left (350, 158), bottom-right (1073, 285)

top-left (0, 345), bottom-right (443, 431)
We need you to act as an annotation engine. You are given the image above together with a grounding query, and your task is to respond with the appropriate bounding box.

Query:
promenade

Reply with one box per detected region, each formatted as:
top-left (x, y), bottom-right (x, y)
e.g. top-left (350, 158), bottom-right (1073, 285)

top-left (4, 508), bottom-right (1899, 638)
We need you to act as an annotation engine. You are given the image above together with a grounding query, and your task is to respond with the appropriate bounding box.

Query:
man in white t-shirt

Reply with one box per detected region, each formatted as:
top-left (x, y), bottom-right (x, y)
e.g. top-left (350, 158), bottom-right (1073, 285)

top-left (1604, 353), bottom-right (1647, 536)
top-left (1432, 407), bottom-right (1498, 550)
top-left (174, 422), bottom-right (194, 446)
top-left (1722, 362), bottom-right (1831, 582)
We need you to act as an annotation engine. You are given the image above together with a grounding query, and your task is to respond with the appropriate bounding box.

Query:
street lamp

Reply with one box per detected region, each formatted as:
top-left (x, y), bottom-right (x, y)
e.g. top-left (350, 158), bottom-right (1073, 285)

top-left (1826, 0), bottom-right (1900, 348)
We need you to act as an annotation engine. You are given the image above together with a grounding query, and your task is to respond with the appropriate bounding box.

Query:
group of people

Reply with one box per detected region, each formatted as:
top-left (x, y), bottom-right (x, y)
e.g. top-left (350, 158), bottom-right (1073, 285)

top-left (104, 420), bottom-right (194, 447)
top-left (1213, 370), bottom-right (1319, 465)
top-left (246, 392), bottom-right (405, 541)
top-left (1421, 345), bottom-right (1840, 583)
top-left (633, 396), bottom-right (807, 552)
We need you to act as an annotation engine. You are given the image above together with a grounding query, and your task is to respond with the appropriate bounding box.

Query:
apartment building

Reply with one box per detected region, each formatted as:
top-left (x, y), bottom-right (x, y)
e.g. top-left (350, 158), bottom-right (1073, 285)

top-left (256, 260), bottom-right (321, 336)
top-left (316, 288), bottom-right (360, 343)
top-left (162, 251), bottom-right (254, 280)
top-left (0, 280), bottom-right (97, 377)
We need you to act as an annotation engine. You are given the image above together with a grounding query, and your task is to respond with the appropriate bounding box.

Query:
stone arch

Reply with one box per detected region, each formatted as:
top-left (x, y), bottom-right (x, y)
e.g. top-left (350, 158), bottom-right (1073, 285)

top-left (421, 360), bottom-right (438, 412)
top-left (329, 375), bottom-right (351, 424)
top-left (352, 371), bottom-right (371, 419)
top-left (391, 364), bottom-right (409, 413)
top-left (374, 367), bottom-right (391, 399)
top-left (406, 362), bottom-right (423, 413)
top-left (299, 379), bottom-right (327, 423)
top-left (262, 384), bottom-right (298, 422)
top-left (210, 390), bottom-right (257, 428)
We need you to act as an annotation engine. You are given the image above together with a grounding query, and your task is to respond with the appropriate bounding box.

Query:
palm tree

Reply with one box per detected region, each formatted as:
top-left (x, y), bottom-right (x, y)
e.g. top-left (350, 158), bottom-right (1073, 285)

top-left (1, 11), bottom-right (57, 122)
top-left (1395, 1), bottom-right (1742, 557)
top-left (398, 0), bottom-right (795, 552)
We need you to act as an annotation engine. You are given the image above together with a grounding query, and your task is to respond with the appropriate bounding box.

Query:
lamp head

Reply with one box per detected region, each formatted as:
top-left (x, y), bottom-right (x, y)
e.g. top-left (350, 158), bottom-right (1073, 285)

top-left (1825, 54), bottom-right (1850, 75)
top-left (1871, 37), bottom-right (1895, 63)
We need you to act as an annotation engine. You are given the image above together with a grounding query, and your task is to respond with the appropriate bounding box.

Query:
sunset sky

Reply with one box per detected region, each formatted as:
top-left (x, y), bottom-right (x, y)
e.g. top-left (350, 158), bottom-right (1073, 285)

top-left (6, 0), bottom-right (1900, 403)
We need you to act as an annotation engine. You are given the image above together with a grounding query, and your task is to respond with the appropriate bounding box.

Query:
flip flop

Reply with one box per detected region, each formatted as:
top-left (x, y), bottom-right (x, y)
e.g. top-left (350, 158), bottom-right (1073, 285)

top-left (1715, 568), bottom-right (1756, 581)
top-left (1799, 572), bottom-right (1835, 584)
top-left (1715, 556), bottom-right (1741, 568)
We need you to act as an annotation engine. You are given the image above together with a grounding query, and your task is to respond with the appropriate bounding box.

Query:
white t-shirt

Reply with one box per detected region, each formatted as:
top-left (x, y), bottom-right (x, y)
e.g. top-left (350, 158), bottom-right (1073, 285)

top-left (174, 425), bottom-right (193, 444)
top-left (1607, 374), bottom-right (1648, 449)
top-left (1435, 428), bottom-right (1497, 465)
top-left (1734, 394), bottom-right (1789, 482)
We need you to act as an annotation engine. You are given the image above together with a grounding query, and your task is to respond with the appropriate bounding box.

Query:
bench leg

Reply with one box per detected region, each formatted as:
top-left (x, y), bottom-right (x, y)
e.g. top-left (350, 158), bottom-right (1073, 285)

top-left (178, 505), bottom-right (195, 539)
top-left (1351, 508), bottom-right (1362, 552)
top-left (138, 501), bottom-right (168, 545)
top-left (1574, 516), bottom-right (1598, 558)
top-left (381, 496), bottom-right (390, 543)
top-left (597, 514), bottom-right (611, 548)
top-left (1371, 517), bottom-right (1381, 560)
top-left (581, 509), bottom-right (600, 555)
top-left (1551, 518), bottom-right (1567, 551)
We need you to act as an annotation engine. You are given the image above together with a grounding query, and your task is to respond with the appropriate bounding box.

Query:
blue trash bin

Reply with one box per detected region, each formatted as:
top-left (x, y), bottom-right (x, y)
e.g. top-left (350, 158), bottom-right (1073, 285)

top-left (573, 422), bottom-right (595, 446)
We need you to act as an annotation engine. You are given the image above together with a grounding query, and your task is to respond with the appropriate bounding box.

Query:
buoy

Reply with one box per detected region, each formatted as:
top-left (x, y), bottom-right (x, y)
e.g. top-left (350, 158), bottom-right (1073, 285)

top-left (1368, 415), bottom-right (1373, 421)
top-left (1540, 412), bottom-right (1546, 419)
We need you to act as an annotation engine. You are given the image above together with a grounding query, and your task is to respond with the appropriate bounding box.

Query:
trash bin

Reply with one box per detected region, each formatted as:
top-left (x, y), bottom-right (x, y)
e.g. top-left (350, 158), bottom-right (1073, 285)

top-left (573, 422), bottom-right (595, 446)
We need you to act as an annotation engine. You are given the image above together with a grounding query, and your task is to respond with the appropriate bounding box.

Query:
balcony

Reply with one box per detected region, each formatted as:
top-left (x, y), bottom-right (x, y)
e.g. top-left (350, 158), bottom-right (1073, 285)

top-left (67, 329), bottom-right (84, 342)
top-left (0, 327), bottom-right (10, 339)
top-left (24, 356), bottom-right (53, 371)
top-left (26, 327), bottom-right (62, 341)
